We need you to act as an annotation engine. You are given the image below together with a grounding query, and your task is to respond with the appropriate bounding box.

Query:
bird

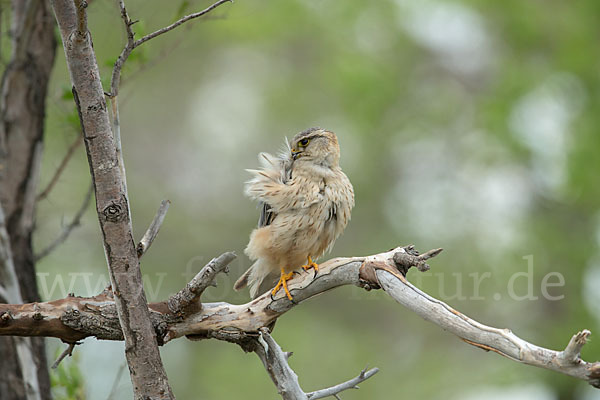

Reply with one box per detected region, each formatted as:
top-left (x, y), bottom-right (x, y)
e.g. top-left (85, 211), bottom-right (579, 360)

top-left (234, 127), bottom-right (354, 300)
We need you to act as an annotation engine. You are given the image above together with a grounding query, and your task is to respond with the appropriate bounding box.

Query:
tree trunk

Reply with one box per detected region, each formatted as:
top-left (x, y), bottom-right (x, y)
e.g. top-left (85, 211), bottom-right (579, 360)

top-left (50, 1), bottom-right (174, 398)
top-left (0, 1), bottom-right (57, 399)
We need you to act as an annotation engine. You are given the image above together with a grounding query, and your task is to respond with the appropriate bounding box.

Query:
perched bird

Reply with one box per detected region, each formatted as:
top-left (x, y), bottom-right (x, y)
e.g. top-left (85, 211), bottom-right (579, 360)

top-left (234, 127), bottom-right (354, 300)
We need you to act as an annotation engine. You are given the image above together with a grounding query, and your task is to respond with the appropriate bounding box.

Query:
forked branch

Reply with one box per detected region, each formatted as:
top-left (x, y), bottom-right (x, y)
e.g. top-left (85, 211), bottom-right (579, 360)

top-left (110, 0), bottom-right (232, 96)
top-left (250, 328), bottom-right (378, 400)
top-left (0, 245), bottom-right (597, 391)
top-left (307, 367), bottom-right (379, 400)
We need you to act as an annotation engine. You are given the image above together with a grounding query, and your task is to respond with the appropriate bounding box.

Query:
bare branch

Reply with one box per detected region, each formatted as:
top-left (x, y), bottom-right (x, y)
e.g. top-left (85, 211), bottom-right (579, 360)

top-left (51, 342), bottom-right (77, 369)
top-left (1, 246), bottom-right (598, 389)
top-left (109, 0), bottom-right (232, 97)
top-left (37, 136), bottom-right (82, 201)
top-left (254, 328), bottom-right (307, 400)
top-left (136, 199), bottom-right (170, 258)
top-left (35, 183), bottom-right (93, 262)
top-left (133, 0), bottom-right (232, 48)
top-left (117, 0), bottom-right (135, 47)
top-left (375, 268), bottom-right (600, 388)
top-left (109, 1), bottom-right (134, 192)
top-left (166, 252), bottom-right (236, 316)
top-left (307, 367), bottom-right (379, 400)
top-left (109, 1), bottom-right (137, 96)
top-left (18, 142), bottom-right (43, 237)
top-left (253, 329), bottom-right (379, 400)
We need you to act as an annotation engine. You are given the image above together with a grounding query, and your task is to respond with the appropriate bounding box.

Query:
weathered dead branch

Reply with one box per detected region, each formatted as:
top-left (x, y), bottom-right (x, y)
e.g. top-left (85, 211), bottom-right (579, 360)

top-left (247, 328), bottom-right (379, 399)
top-left (1, 245), bottom-right (598, 389)
top-left (166, 252), bottom-right (236, 316)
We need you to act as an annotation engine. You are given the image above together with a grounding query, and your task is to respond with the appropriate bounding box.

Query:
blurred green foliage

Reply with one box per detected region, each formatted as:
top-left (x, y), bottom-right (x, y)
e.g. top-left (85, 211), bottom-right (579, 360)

top-left (28, 0), bottom-right (600, 398)
top-left (50, 351), bottom-right (86, 400)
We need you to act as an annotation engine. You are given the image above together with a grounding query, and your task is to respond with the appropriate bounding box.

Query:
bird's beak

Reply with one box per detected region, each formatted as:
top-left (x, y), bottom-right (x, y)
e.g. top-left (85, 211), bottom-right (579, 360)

top-left (291, 149), bottom-right (301, 160)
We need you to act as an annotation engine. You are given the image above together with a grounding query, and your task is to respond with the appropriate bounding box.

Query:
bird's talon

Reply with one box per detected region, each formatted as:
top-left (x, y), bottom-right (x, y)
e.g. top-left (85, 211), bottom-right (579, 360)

top-left (301, 256), bottom-right (319, 275)
top-left (271, 269), bottom-right (295, 301)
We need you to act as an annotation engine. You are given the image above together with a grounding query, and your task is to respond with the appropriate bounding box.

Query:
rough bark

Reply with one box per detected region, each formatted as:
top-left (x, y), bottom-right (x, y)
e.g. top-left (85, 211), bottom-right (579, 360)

top-left (0, 1), bottom-right (57, 399)
top-left (49, 1), bottom-right (174, 398)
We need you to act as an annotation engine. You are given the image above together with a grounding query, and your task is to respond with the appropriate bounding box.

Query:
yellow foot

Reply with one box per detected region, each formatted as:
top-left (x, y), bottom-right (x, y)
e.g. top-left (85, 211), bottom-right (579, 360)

top-left (271, 269), bottom-right (295, 301)
top-left (301, 256), bottom-right (319, 273)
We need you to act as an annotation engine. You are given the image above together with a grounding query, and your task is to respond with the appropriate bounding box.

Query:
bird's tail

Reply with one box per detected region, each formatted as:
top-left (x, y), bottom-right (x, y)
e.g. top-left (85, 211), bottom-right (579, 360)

top-left (234, 259), bottom-right (276, 299)
top-left (233, 266), bottom-right (252, 291)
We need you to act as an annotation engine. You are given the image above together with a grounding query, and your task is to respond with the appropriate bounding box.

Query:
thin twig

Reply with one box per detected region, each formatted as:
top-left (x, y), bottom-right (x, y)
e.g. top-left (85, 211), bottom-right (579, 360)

top-left (19, 142), bottom-right (43, 234)
top-left (109, 0), bottom-right (135, 96)
top-left (166, 252), bottom-right (236, 316)
top-left (109, 0), bottom-right (232, 97)
top-left (51, 342), bottom-right (77, 369)
top-left (133, 0), bottom-right (232, 48)
top-left (253, 329), bottom-right (379, 400)
top-left (118, 0), bottom-right (135, 47)
top-left (35, 183), bottom-right (93, 261)
top-left (118, 19), bottom-right (198, 103)
top-left (136, 199), bottom-right (170, 258)
top-left (37, 136), bottom-right (82, 201)
top-left (307, 367), bottom-right (379, 400)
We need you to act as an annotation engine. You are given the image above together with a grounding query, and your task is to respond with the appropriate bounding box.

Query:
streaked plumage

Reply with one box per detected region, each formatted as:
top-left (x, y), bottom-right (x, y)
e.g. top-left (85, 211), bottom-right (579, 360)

top-left (234, 128), bottom-right (354, 299)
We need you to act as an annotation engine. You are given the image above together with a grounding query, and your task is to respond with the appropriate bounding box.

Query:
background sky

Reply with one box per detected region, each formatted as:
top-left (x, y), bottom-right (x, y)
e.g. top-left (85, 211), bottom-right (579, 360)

top-left (37, 0), bottom-right (600, 399)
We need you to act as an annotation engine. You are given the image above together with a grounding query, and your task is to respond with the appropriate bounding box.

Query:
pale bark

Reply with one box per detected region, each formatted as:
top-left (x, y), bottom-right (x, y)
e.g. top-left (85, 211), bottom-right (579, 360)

top-left (1, 246), bottom-right (598, 390)
top-left (250, 328), bottom-right (379, 400)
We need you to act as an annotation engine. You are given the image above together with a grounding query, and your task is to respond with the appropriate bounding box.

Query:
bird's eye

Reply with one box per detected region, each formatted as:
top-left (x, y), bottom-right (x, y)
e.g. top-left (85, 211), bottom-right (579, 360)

top-left (299, 138), bottom-right (310, 147)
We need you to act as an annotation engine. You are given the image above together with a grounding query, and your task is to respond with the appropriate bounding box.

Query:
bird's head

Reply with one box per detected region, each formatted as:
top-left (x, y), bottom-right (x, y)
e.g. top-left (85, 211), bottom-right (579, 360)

top-left (290, 127), bottom-right (340, 167)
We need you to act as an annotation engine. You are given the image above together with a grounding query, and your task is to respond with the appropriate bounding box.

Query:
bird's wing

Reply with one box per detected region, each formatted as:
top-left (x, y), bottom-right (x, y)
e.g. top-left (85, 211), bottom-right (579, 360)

top-left (249, 148), bottom-right (294, 227)
top-left (258, 201), bottom-right (275, 227)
